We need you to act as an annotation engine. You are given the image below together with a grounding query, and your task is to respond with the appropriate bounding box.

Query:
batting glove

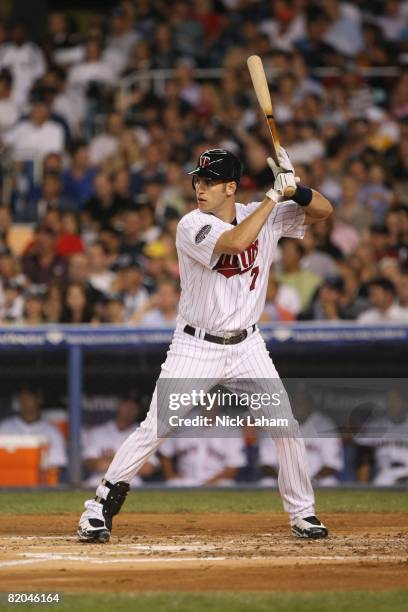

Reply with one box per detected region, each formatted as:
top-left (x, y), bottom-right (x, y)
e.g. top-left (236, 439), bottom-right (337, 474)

top-left (267, 146), bottom-right (299, 197)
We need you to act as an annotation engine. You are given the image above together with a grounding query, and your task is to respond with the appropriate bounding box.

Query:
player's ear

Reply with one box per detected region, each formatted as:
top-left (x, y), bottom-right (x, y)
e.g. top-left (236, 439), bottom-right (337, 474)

top-left (226, 181), bottom-right (237, 196)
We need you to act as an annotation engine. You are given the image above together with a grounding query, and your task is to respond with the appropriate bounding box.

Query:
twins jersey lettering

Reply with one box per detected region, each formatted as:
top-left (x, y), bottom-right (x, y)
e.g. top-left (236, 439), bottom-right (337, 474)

top-left (176, 200), bottom-right (305, 332)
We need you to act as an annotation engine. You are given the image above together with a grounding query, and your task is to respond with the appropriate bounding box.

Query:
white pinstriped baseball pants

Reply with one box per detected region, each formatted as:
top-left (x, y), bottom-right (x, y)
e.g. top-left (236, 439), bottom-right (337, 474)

top-left (104, 328), bottom-right (315, 522)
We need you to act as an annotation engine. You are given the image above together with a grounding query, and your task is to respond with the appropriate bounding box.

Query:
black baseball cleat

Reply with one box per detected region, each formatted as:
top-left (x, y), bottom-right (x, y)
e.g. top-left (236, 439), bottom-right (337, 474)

top-left (77, 500), bottom-right (111, 543)
top-left (291, 515), bottom-right (328, 539)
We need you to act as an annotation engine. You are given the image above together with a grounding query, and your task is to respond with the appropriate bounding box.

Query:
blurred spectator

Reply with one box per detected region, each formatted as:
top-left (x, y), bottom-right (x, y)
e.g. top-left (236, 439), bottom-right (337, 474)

top-left (67, 38), bottom-right (116, 90)
top-left (28, 171), bottom-right (76, 223)
top-left (62, 141), bottom-right (97, 208)
top-left (89, 111), bottom-right (125, 166)
top-left (22, 226), bottom-right (68, 286)
top-left (3, 91), bottom-right (65, 160)
top-left (0, 245), bottom-right (22, 285)
top-left (101, 292), bottom-right (126, 324)
top-left (323, 0), bottom-right (363, 57)
top-left (42, 66), bottom-right (85, 138)
top-left (259, 390), bottom-right (344, 487)
top-left (82, 394), bottom-right (157, 487)
top-left (119, 209), bottom-right (144, 256)
top-left (260, 272), bottom-right (298, 322)
top-left (0, 278), bottom-right (25, 323)
top-left (112, 166), bottom-right (138, 209)
top-left (337, 261), bottom-right (370, 319)
top-left (113, 254), bottom-right (148, 321)
top-left (68, 252), bottom-right (103, 309)
top-left (299, 276), bottom-right (347, 321)
top-left (44, 11), bottom-right (82, 65)
top-left (83, 172), bottom-right (121, 230)
top-left (99, 226), bottom-right (122, 266)
top-left (105, 5), bottom-right (140, 73)
top-left (277, 238), bottom-right (322, 310)
top-left (357, 277), bottom-right (408, 323)
top-left (301, 227), bottom-right (338, 279)
top-left (171, 3), bottom-right (204, 61)
top-left (132, 278), bottom-right (179, 326)
top-left (0, 68), bottom-right (19, 133)
top-left (55, 211), bottom-right (84, 257)
top-left (161, 428), bottom-right (246, 486)
top-left (336, 176), bottom-right (372, 232)
top-left (0, 21), bottom-right (46, 106)
top-left (44, 281), bottom-right (63, 323)
top-left (61, 282), bottom-right (93, 323)
top-left (139, 204), bottom-right (161, 244)
top-left (359, 164), bottom-right (393, 223)
top-left (355, 389), bottom-right (408, 485)
top-left (87, 241), bottom-right (115, 294)
top-left (0, 386), bottom-right (67, 479)
top-left (22, 284), bottom-right (47, 324)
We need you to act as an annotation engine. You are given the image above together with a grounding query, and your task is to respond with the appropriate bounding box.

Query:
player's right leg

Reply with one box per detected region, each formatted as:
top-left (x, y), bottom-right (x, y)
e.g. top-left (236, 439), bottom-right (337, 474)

top-left (78, 330), bottom-right (226, 542)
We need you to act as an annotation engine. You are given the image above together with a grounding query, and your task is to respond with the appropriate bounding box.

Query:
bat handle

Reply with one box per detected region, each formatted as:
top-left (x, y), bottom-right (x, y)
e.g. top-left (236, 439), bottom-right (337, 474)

top-left (284, 185), bottom-right (296, 198)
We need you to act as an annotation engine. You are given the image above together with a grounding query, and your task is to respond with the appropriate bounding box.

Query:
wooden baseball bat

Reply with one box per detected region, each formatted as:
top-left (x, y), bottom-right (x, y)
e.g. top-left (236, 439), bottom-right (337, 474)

top-left (247, 54), bottom-right (296, 197)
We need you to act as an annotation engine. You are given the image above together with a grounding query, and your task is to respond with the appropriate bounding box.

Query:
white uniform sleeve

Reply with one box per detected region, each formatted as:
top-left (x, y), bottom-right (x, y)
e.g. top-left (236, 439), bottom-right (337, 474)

top-left (258, 435), bottom-right (278, 467)
top-left (176, 213), bottom-right (232, 269)
top-left (272, 200), bottom-right (306, 239)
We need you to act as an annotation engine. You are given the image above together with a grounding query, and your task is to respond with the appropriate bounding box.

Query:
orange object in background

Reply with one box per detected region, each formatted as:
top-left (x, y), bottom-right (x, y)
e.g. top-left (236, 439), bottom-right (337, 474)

top-left (0, 435), bottom-right (51, 487)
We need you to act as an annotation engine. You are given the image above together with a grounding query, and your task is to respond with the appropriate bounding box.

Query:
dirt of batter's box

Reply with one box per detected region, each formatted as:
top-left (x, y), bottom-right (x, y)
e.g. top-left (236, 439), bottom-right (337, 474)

top-left (0, 513), bottom-right (407, 593)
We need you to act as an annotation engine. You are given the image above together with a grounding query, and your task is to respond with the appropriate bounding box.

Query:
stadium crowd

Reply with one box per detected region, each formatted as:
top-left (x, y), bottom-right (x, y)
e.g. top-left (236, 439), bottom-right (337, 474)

top-left (0, 0), bottom-right (407, 324)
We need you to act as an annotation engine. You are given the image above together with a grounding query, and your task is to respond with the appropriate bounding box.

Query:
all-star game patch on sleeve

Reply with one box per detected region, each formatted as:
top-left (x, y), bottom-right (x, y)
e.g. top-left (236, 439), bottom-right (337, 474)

top-left (273, 200), bottom-right (306, 239)
top-left (176, 211), bottom-right (231, 269)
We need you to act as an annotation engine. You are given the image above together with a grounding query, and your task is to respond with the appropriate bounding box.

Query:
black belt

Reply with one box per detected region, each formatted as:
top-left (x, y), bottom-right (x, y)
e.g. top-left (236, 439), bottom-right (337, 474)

top-left (183, 324), bottom-right (256, 345)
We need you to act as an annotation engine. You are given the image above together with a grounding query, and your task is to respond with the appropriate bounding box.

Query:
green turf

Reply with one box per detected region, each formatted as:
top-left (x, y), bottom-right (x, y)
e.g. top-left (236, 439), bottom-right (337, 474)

top-left (1, 591), bottom-right (408, 612)
top-left (0, 489), bottom-right (407, 515)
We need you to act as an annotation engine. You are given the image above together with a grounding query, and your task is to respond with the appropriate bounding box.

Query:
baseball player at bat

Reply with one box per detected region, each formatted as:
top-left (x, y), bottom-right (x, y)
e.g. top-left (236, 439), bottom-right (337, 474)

top-left (77, 147), bottom-right (333, 543)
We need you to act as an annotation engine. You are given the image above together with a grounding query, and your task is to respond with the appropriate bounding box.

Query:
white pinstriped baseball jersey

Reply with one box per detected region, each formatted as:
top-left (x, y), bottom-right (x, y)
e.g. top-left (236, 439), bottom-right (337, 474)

top-left (176, 199), bottom-right (306, 332)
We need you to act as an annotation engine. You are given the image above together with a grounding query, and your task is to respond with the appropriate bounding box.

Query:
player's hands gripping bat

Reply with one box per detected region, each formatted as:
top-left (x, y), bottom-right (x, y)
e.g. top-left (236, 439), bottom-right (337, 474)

top-left (266, 147), bottom-right (299, 199)
top-left (247, 55), bottom-right (297, 198)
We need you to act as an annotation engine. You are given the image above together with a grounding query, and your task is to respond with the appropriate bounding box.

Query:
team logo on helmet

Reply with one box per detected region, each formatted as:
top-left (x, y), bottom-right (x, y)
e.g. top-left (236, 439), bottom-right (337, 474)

top-left (199, 155), bottom-right (211, 168)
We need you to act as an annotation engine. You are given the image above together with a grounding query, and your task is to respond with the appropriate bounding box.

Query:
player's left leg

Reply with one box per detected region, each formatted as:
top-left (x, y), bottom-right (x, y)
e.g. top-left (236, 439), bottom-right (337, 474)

top-left (78, 329), bottom-right (228, 542)
top-left (228, 331), bottom-right (328, 538)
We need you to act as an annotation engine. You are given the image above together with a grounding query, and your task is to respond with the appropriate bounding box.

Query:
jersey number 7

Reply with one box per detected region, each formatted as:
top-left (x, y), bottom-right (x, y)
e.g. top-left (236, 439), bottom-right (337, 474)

top-left (250, 266), bottom-right (259, 291)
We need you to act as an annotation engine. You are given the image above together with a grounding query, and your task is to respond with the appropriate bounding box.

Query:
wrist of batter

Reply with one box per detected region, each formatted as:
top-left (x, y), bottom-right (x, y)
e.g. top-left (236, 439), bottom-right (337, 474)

top-left (292, 184), bottom-right (313, 207)
top-left (265, 187), bottom-right (281, 203)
